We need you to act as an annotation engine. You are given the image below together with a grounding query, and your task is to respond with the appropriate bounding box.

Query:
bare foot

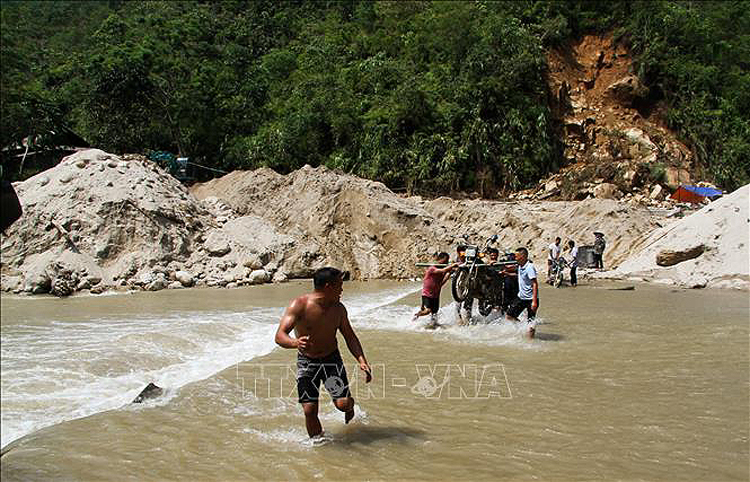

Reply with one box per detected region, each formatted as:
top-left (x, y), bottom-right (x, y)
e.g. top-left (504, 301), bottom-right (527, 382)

top-left (345, 408), bottom-right (355, 424)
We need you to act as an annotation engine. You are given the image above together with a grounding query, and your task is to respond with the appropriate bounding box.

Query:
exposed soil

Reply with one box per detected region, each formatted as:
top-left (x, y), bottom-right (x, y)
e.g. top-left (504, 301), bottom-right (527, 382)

top-left (521, 34), bottom-right (697, 204)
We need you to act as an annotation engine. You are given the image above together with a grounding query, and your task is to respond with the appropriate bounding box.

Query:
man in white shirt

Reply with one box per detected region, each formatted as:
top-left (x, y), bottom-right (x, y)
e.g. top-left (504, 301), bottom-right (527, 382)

top-left (547, 237), bottom-right (561, 284)
top-left (506, 247), bottom-right (539, 339)
top-left (567, 240), bottom-right (579, 287)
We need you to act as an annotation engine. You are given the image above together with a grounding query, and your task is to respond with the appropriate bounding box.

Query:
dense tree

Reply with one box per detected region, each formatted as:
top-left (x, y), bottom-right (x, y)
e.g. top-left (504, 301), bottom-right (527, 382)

top-left (1, 0), bottom-right (748, 192)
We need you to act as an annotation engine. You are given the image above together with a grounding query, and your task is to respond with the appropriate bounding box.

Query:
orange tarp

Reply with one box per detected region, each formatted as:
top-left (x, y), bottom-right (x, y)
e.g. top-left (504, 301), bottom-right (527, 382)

top-left (670, 186), bottom-right (705, 203)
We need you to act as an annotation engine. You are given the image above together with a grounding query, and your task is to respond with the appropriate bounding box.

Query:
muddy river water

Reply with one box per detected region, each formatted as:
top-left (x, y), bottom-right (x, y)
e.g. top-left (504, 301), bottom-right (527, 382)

top-left (1, 280), bottom-right (748, 481)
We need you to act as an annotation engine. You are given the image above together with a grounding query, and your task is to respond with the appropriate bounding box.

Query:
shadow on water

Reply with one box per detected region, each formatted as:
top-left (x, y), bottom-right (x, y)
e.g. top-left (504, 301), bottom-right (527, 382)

top-left (337, 426), bottom-right (426, 445)
top-left (534, 332), bottom-right (564, 341)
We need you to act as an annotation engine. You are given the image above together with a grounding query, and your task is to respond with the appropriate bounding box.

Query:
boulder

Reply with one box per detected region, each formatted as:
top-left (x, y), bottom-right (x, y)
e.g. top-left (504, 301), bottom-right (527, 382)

top-left (242, 254), bottom-right (263, 270)
top-left (656, 245), bottom-right (705, 267)
top-left (623, 128), bottom-right (657, 152)
top-left (132, 382), bottom-right (163, 403)
top-left (50, 276), bottom-right (76, 297)
top-left (24, 271), bottom-right (51, 294)
top-left (649, 184), bottom-right (665, 200)
top-left (605, 75), bottom-right (649, 104)
top-left (138, 272), bottom-right (154, 286)
top-left (175, 270), bottom-right (194, 287)
top-left (203, 230), bottom-right (231, 257)
top-left (248, 269), bottom-right (270, 284)
top-left (593, 183), bottom-right (621, 200)
top-left (145, 273), bottom-right (168, 291)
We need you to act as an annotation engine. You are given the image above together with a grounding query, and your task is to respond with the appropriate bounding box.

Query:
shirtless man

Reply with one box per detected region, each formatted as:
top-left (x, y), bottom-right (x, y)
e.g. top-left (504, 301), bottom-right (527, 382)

top-left (274, 267), bottom-right (372, 438)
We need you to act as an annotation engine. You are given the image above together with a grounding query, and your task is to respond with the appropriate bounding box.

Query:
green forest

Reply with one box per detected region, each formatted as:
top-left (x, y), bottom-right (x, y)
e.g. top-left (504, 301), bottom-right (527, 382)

top-left (2, 0), bottom-right (748, 193)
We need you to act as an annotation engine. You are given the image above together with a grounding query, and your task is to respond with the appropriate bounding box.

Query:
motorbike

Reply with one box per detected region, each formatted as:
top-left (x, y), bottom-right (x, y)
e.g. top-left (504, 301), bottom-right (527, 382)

top-left (549, 257), bottom-right (569, 288)
top-left (451, 235), bottom-right (515, 317)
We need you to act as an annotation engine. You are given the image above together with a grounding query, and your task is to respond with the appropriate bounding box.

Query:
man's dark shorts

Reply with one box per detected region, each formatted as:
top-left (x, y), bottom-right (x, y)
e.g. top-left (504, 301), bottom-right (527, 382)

top-left (421, 296), bottom-right (440, 314)
top-left (507, 297), bottom-right (539, 320)
top-left (297, 349), bottom-right (351, 404)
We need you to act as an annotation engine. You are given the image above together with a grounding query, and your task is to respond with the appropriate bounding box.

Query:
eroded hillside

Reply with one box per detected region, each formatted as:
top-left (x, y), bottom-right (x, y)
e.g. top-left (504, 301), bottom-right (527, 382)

top-left (518, 34), bottom-right (700, 204)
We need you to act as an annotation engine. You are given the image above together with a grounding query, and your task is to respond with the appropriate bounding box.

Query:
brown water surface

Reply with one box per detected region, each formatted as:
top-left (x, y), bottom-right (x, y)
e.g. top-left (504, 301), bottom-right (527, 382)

top-left (1, 281), bottom-right (748, 481)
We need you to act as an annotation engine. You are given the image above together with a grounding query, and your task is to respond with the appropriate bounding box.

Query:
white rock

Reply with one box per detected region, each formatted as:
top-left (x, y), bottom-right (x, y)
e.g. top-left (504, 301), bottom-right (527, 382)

top-left (146, 274), bottom-right (168, 291)
top-left (249, 269), bottom-right (270, 284)
top-left (175, 270), bottom-right (194, 287)
top-left (139, 272), bottom-right (154, 285)
top-left (649, 184), bottom-right (664, 200)
top-left (204, 231), bottom-right (231, 257)
top-left (243, 254), bottom-right (263, 270)
top-left (624, 128), bottom-right (657, 151)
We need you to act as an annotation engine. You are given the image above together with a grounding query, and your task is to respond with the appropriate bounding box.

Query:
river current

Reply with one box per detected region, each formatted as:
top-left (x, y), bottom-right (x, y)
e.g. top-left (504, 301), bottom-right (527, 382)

top-left (1, 280), bottom-right (748, 481)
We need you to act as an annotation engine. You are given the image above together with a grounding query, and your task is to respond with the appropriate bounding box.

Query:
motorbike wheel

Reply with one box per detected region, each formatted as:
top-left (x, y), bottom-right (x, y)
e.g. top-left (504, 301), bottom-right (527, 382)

top-left (554, 269), bottom-right (564, 288)
top-left (478, 298), bottom-right (494, 316)
top-left (451, 269), bottom-right (471, 302)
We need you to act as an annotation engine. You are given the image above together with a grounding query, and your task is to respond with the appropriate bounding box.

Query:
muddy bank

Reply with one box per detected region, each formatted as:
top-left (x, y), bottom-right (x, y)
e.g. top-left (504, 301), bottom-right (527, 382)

top-left (1, 149), bottom-right (747, 295)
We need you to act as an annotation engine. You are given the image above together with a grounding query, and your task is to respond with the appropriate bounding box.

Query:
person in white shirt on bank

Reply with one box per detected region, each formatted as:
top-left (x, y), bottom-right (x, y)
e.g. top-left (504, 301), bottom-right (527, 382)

top-left (567, 240), bottom-right (579, 287)
top-left (547, 237), bottom-right (561, 284)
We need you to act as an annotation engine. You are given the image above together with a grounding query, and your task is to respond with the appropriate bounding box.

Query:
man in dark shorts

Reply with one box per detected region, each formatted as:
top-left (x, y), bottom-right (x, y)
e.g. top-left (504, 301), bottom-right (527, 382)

top-left (505, 247), bottom-right (539, 339)
top-left (500, 251), bottom-right (519, 314)
top-left (275, 267), bottom-right (372, 438)
top-left (593, 232), bottom-right (606, 270)
top-left (413, 252), bottom-right (457, 328)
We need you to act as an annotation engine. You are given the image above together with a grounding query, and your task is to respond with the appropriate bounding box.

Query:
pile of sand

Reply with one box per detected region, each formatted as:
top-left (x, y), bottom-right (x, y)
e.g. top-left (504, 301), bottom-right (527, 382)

top-left (1, 149), bottom-right (212, 294)
top-left (2, 150), bottom-right (746, 295)
top-left (601, 184), bottom-right (749, 290)
top-left (190, 165), bottom-right (664, 280)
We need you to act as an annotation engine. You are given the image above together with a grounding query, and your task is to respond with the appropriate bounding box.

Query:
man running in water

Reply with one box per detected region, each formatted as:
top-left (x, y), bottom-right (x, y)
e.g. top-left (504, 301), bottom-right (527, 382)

top-left (275, 267), bottom-right (372, 438)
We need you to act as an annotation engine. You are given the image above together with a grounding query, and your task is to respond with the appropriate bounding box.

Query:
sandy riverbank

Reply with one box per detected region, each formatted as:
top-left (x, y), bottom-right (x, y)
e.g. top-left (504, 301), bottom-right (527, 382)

top-left (1, 149), bottom-right (747, 295)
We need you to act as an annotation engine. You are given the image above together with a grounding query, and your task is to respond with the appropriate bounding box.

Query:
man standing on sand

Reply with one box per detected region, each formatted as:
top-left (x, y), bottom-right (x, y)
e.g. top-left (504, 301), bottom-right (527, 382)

top-left (547, 236), bottom-right (561, 284)
top-left (275, 267), bottom-right (372, 438)
top-left (505, 247), bottom-right (539, 339)
top-left (593, 232), bottom-right (606, 270)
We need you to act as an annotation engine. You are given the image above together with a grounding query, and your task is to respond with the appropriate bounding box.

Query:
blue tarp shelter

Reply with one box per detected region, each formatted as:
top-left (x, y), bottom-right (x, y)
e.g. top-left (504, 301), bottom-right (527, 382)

top-left (671, 185), bottom-right (723, 203)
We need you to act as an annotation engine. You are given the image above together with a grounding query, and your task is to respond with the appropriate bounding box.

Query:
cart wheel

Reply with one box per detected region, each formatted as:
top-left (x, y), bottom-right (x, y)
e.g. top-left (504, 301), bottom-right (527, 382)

top-left (452, 269), bottom-right (470, 302)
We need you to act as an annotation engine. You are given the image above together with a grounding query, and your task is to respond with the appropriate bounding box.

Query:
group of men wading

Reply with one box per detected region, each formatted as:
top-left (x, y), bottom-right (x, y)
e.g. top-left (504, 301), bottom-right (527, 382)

top-left (273, 233), bottom-right (604, 438)
top-left (413, 245), bottom-right (539, 336)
